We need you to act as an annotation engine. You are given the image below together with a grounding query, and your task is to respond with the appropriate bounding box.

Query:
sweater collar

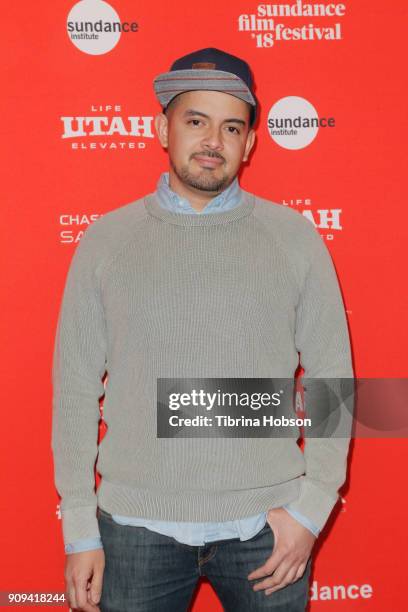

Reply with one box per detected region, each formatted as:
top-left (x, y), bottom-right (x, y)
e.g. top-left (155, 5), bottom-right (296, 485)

top-left (144, 189), bottom-right (255, 227)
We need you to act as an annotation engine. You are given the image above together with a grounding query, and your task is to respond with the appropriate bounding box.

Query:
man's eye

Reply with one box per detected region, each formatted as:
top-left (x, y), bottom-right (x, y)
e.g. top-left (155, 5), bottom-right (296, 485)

top-left (186, 120), bottom-right (240, 134)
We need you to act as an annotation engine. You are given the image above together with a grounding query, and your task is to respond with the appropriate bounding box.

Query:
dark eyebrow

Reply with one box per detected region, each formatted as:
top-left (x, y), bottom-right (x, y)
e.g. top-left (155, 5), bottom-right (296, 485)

top-left (183, 109), bottom-right (247, 127)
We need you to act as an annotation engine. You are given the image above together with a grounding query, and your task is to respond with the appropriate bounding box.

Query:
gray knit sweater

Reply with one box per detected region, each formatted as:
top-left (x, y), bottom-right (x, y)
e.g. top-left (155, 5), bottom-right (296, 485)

top-left (51, 188), bottom-right (354, 547)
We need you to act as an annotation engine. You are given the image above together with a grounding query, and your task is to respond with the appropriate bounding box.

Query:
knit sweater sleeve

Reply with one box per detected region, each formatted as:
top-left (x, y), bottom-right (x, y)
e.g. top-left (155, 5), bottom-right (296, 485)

top-left (289, 227), bottom-right (354, 533)
top-left (51, 223), bottom-right (107, 548)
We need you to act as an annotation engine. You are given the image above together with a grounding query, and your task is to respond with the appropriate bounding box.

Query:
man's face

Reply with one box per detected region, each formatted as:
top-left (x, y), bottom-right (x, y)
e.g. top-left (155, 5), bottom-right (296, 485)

top-left (154, 90), bottom-right (256, 194)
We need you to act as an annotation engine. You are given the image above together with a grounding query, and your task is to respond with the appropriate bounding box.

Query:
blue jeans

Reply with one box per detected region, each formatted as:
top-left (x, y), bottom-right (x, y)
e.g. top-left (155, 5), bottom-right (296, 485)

top-left (97, 507), bottom-right (312, 611)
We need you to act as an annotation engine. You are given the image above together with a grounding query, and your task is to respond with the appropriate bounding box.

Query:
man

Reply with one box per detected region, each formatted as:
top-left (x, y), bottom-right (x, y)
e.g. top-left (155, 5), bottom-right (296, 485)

top-left (52, 48), bottom-right (354, 611)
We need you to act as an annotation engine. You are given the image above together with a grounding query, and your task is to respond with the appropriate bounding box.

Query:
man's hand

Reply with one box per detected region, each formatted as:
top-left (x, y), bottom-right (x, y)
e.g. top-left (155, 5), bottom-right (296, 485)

top-left (64, 549), bottom-right (105, 611)
top-left (247, 507), bottom-right (316, 595)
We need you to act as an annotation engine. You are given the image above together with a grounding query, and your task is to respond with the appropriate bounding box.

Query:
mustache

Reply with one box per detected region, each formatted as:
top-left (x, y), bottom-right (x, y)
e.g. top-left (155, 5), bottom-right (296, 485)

top-left (193, 152), bottom-right (225, 161)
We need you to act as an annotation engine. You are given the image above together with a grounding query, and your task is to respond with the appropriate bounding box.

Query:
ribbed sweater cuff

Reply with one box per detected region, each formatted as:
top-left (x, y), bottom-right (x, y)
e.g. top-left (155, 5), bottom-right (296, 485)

top-left (61, 505), bottom-right (101, 547)
top-left (282, 476), bottom-right (339, 533)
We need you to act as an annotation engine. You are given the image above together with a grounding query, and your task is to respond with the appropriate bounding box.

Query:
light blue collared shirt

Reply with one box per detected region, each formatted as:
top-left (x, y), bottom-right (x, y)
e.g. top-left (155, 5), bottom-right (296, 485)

top-left (65, 171), bottom-right (320, 554)
top-left (155, 170), bottom-right (243, 214)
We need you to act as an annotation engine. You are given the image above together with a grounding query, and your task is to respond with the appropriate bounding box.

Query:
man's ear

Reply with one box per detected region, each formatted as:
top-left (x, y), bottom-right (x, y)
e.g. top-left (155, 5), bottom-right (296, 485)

top-left (243, 128), bottom-right (256, 162)
top-left (154, 113), bottom-right (169, 148)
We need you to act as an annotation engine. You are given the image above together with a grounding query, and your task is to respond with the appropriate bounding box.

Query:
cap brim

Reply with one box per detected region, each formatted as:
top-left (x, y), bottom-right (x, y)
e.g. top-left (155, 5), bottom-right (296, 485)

top-left (153, 69), bottom-right (256, 109)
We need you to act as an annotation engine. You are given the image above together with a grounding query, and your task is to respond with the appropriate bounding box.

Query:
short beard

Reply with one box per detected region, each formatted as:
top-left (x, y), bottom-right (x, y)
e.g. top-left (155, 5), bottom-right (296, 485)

top-left (169, 156), bottom-right (231, 193)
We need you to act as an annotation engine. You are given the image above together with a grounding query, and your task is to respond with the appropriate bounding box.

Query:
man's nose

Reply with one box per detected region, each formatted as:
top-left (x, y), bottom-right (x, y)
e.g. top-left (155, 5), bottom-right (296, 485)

top-left (201, 126), bottom-right (224, 151)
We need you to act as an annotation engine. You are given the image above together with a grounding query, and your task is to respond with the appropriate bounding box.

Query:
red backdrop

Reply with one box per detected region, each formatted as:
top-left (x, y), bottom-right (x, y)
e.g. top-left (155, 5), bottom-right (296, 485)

top-left (2, 1), bottom-right (407, 609)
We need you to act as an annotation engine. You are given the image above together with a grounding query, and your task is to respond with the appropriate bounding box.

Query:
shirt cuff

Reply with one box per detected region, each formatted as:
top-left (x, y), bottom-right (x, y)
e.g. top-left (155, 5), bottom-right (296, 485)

top-left (65, 536), bottom-right (103, 555)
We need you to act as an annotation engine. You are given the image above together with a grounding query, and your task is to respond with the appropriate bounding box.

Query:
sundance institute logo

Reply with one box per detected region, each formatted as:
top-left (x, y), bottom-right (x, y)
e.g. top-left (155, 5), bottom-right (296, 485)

top-left (67, 0), bottom-right (138, 55)
top-left (267, 96), bottom-right (335, 150)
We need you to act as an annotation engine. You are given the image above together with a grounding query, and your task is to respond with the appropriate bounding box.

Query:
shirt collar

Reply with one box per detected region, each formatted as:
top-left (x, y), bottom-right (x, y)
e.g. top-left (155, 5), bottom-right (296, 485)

top-left (155, 171), bottom-right (242, 214)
